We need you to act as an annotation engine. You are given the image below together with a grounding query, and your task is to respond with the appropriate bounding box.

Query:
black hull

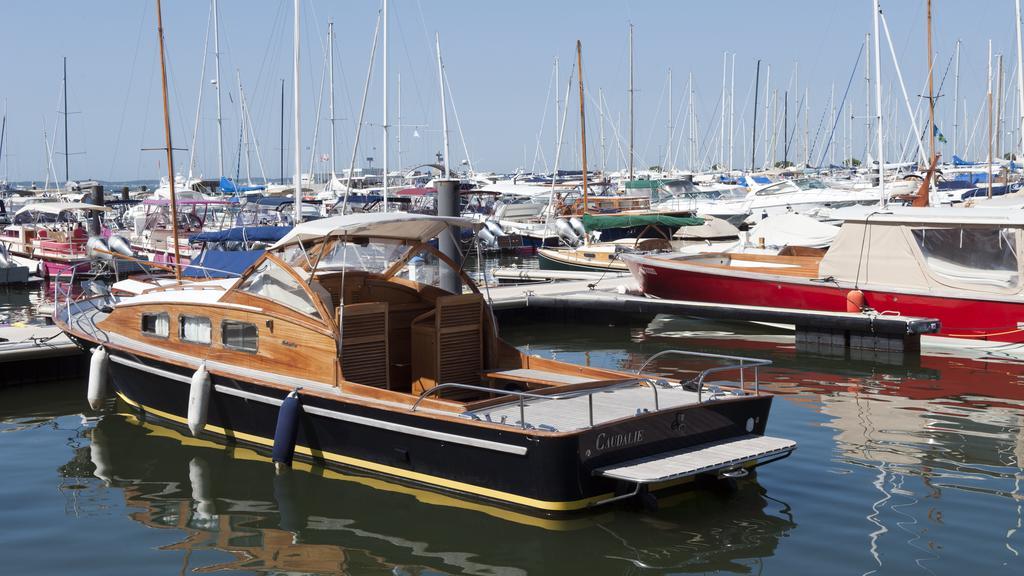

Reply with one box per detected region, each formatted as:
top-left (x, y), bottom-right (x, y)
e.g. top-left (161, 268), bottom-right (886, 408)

top-left (108, 351), bottom-right (775, 515)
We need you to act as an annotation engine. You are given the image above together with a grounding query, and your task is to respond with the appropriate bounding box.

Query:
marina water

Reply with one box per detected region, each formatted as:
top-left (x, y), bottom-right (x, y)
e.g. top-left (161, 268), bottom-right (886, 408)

top-left (3, 280), bottom-right (1024, 575)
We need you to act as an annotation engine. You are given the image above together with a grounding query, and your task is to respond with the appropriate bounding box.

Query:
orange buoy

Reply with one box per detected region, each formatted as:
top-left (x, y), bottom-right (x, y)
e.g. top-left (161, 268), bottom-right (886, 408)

top-left (846, 289), bottom-right (866, 313)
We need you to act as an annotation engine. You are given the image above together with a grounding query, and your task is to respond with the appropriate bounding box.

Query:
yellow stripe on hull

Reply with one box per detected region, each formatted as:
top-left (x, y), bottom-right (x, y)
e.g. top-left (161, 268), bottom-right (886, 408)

top-left (115, 391), bottom-right (615, 512)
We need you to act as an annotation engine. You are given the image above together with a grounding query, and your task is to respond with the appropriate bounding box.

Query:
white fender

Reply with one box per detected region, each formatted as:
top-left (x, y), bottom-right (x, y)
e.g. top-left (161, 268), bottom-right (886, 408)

top-left (554, 219), bottom-right (580, 247)
top-left (87, 346), bottom-right (109, 410)
top-left (187, 363), bottom-right (212, 436)
top-left (484, 220), bottom-right (505, 237)
top-left (569, 217), bottom-right (586, 238)
top-left (477, 227), bottom-right (498, 248)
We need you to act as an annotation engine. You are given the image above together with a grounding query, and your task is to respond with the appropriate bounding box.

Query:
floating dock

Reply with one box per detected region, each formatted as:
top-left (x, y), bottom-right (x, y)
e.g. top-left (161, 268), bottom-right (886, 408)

top-left (487, 279), bottom-right (940, 354)
top-left (0, 324), bottom-right (85, 386)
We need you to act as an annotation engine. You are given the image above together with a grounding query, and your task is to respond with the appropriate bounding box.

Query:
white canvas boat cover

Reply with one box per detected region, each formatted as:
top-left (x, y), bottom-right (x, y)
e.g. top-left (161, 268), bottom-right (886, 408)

top-left (269, 212), bottom-right (482, 249)
top-left (819, 221), bottom-right (931, 289)
top-left (748, 213), bottom-right (840, 249)
top-left (14, 202), bottom-right (112, 216)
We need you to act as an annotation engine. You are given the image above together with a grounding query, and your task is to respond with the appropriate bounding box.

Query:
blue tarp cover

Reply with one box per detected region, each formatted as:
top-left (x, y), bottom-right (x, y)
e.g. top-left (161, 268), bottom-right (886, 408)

top-left (182, 250), bottom-right (263, 278)
top-left (220, 177), bottom-right (264, 193)
top-left (189, 226), bottom-right (290, 244)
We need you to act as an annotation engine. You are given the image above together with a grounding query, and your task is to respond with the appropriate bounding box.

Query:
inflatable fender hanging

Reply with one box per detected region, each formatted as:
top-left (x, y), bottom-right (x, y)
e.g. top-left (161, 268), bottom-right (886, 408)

top-left (272, 390), bottom-right (303, 469)
top-left (87, 346), bottom-right (109, 410)
top-left (187, 363), bottom-right (212, 436)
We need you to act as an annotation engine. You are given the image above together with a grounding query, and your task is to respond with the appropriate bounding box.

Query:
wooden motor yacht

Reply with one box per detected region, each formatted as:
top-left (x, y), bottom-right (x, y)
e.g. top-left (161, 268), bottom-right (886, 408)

top-left (55, 212), bottom-right (794, 515)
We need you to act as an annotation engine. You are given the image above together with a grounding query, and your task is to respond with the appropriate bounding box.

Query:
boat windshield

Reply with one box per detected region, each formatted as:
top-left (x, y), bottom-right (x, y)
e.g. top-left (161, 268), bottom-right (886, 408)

top-left (285, 238), bottom-right (409, 275)
top-left (755, 181), bottom-right (800, 196)
top-left (237, 257), bottom-right (322, 317)
top-left (912, 227), bottom-right (1020, 289)
top-left (794, 179), bottom-right (826, 190)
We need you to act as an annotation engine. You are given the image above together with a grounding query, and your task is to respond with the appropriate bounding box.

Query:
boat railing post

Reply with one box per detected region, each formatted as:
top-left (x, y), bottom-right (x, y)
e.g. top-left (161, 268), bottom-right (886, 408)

top-left (588, 394), bottom-right (594, 426)
top-left (519, 397), bottom-right (526, 429)
top-left (739, 359), bottom-right (745, 393)
top-left (754, 366), bottom-right (760, 395)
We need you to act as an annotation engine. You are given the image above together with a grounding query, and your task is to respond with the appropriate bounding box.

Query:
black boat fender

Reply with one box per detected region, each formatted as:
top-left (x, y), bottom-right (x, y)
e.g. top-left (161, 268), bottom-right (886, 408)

top-left (272, 390), bottom-right (302, 470)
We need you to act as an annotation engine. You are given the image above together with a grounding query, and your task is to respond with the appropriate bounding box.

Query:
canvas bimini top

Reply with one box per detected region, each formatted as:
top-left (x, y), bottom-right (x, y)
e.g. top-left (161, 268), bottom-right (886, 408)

top-left (269, 212), bottom-right (482, 250)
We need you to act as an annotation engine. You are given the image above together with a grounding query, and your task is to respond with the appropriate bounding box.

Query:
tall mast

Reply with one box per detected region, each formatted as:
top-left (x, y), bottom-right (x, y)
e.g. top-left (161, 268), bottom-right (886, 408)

top-left (397, 73), bottom-right (402, 174)
top-left (953, 40), bottom-right (960, 158)
top-left (328, 19), bottom-right (337, 179)
top-left (998, 53), bottom-right (1005, 161)
top-left (830, 82), bottom-right (836, 166)
top-left (803, 88), bottom-right (809, 167)
top-left (599, 87), bottom-right (606, 175)
top-left (751, 59), bottom-right (761, 170)
top-left (382, 0), bottom-right (389, 210)
top-left (666, 68), bottom-right (672, 171)
top-left (989, 39), bottom-right (994, 198)
top-left (577, 40), bottom-right (589, 216)
top-left (1017, 0), bottom-right (1024, 161)
top-left (280, 79), bottom-right (285, 183)
top-left (763, 64), bottom-right (771, 168)
top-left (865, 32), bottom-right (872, 164)
top-left (293, 0), bottom-right (302, 223)
top-left (872, 0), bottom-right (885, 205)
top-left (784, 91), bottom-right (789, 164)
top-left (554, 56), bottom-right (560, 174)
top-left (927, 0), bottom-right (936, 167)
top-left (62, 56), bottom-right (69, 185)
top-left (688, 72), bottom-right (695, 170)
top-left (628, 24), bottom-right (634, 180)
top-left (720, 52), bottom-right (727, 169)
top-left (435, 33), bottom-right (450, 179)
top-left (155, 0), bottom-right (181, 281)
top-left (213, 0), bottom-right (224, 177)
top-left (729, 53), bottom-right (735, 170)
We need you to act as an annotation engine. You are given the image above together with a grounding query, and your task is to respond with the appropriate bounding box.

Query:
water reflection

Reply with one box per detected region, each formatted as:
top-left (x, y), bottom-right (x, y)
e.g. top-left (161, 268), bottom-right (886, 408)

top-left (54, 409), bottom-right (798, 575)
top-left (507, 313), bottom-right (1024, 572)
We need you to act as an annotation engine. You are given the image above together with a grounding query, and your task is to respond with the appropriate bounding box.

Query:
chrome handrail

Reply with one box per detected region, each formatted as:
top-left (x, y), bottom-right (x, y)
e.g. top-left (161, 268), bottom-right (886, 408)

top-left (411, 378), bottom-right (663, 429)
top-left (636, 349), bottom-right (772, 400)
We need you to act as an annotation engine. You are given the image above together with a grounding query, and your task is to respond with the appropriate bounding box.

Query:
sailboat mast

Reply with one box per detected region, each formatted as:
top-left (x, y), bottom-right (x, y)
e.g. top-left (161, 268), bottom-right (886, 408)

top-left (293, 0), bottom-right (302, 223)
top-left (720, 52), bottom-right (727, 169)
top-left (872, 0), bottom-right (885, 205)
top-left (865, 32), bottom-right (872, 164)
top-left (953, 39), bottom-right (960, 158)
top-left (1017, 0), bottom-right (1024, 161)
top-left (729, 53), bottom-right (735, 170)
top-left (329, 19), bottom-right (337, 179)
top-left (666, 68), bottom-right (672, 171)
top-left (577, 40), bottom-right (589, 215)
top-left (213, 0), bottom-right (224, 177)
top-left (436, 33), bottom-right (450, 179)
top-left (927, 0), bottom-right (936, 167)
top-left (988, 39), bottom-right (994, 199)
top-left (280, 79), bottom-right (285, 183)
top-left (155, 0), bottom-right (181, 281)
top-left (599, 87), bottom-right (606, 175)
top-left (751, 59), bottom-right (760, 170)
top-left (382, 0), bottom-right (389, 210)
top-left (628, 24), bottom-right (634, 181)
top-left (63, 56), bottom-right (69, 184)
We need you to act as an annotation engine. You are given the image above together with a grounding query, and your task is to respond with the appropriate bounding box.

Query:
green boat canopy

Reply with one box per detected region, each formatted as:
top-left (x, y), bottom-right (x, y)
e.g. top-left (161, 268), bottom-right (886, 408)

top-left (581, 212), bottom-right (705, 232)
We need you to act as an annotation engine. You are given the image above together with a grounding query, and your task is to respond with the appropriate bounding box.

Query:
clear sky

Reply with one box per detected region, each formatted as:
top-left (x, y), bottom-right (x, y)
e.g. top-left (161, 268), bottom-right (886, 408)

top-left (0, 1), bottom-right (1014, 184)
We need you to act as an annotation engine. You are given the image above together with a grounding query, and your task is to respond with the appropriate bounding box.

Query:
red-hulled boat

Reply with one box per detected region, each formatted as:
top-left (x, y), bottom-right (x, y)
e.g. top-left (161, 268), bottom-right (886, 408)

top-left (622, 207), bottom-right (1024, 349)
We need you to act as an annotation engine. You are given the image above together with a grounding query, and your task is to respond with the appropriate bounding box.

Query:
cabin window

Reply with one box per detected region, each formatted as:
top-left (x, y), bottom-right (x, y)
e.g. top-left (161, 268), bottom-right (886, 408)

top-left (140, 312), bottom-right (169, 338)
top-left (237, 259), bottom-right (321, 318)
top-left (912, 227), bottom-right (1020, 289)
top-left (179, 315), bottom-right (212, 345)
top-left (222, 320), bottom-right (258, 353)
